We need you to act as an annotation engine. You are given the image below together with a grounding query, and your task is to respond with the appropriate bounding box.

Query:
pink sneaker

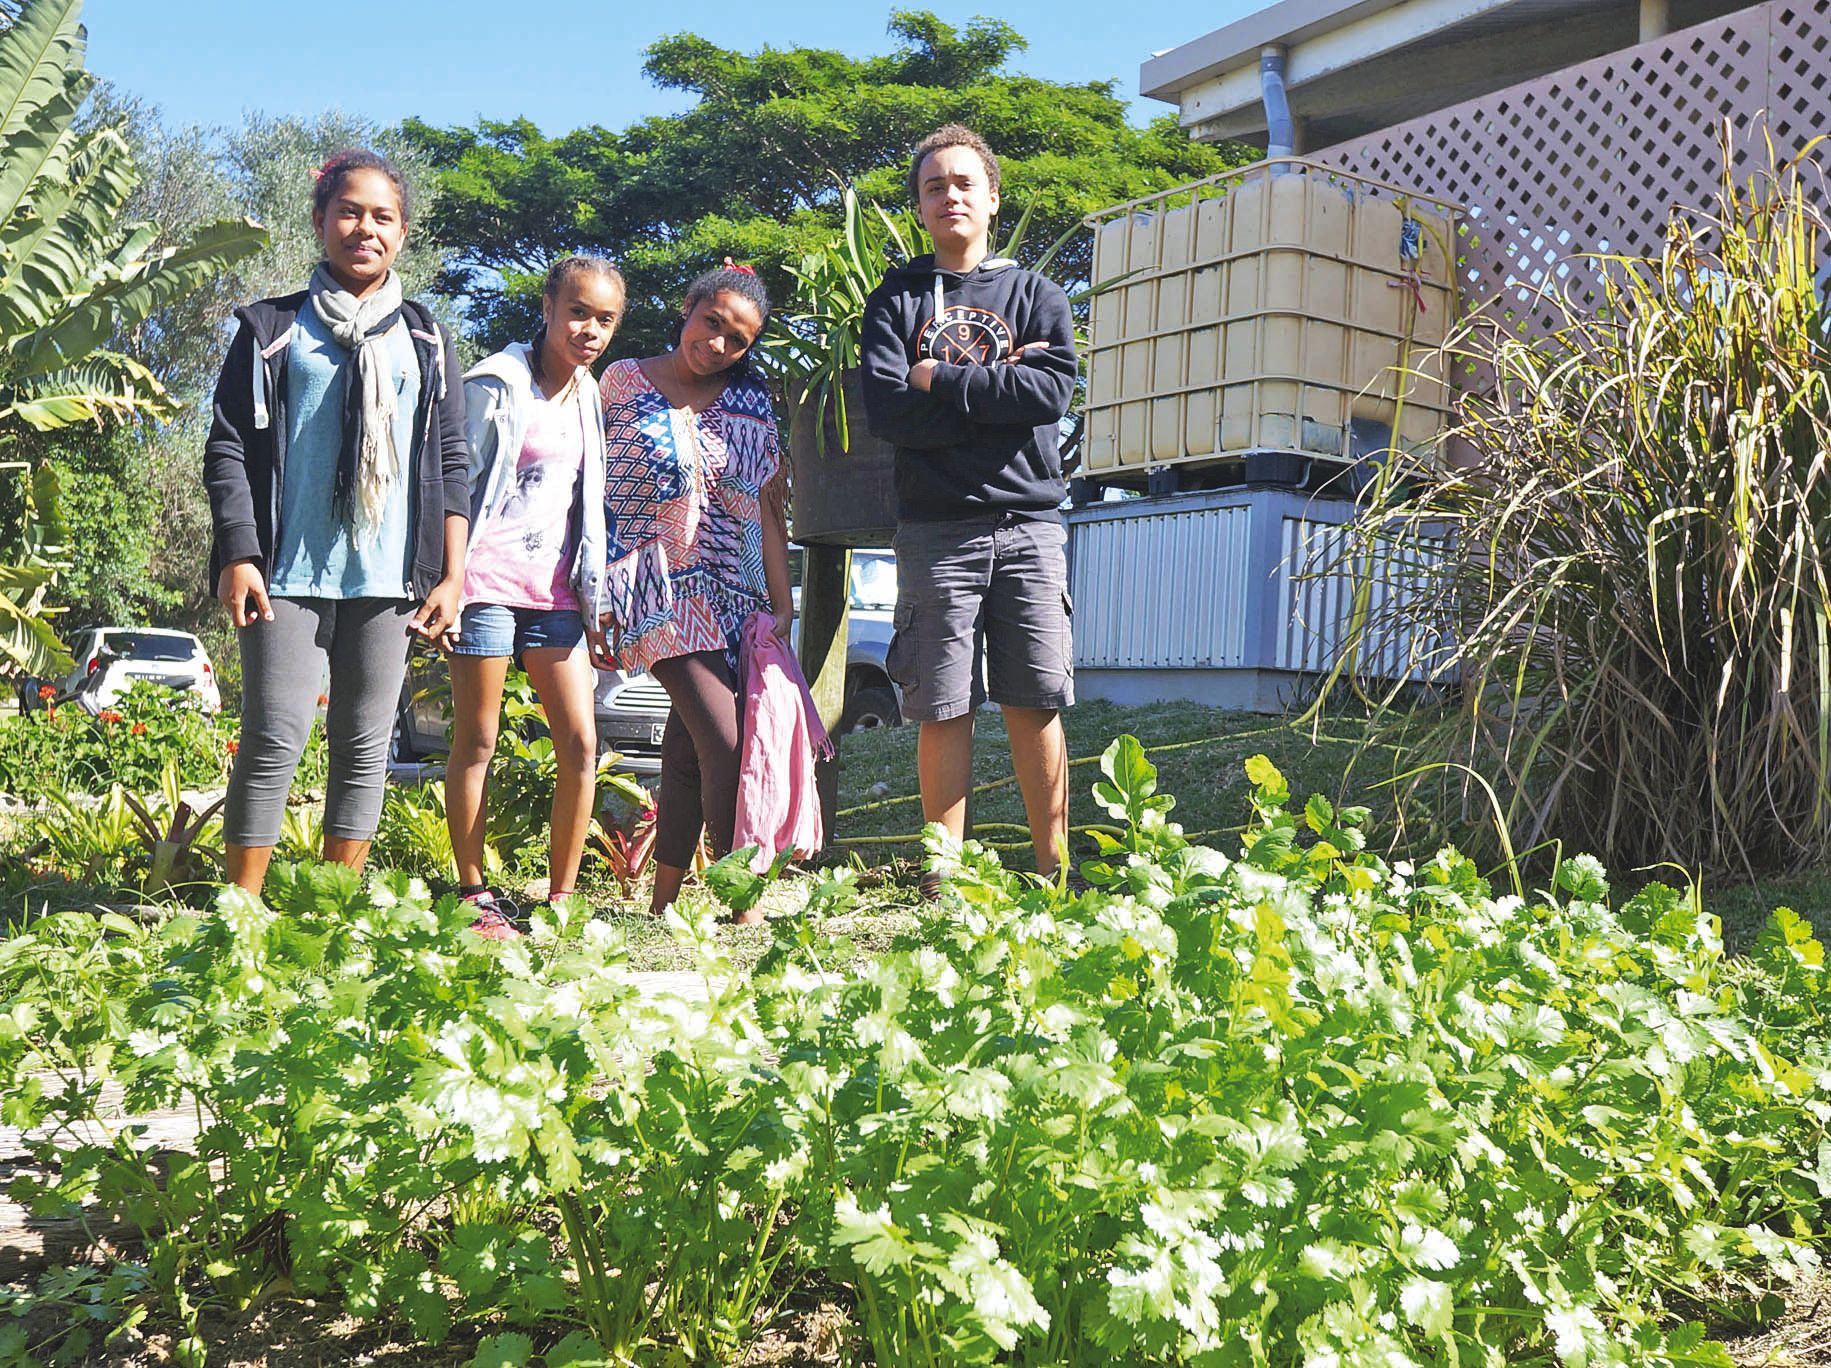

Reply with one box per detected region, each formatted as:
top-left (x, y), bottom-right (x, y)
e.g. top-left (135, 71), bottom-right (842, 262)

top-left (462, 890), bottom-right (522, 940)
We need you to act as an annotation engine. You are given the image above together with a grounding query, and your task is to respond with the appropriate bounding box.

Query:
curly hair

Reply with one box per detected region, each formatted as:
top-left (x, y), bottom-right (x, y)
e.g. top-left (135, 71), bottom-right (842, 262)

top-left (664, 264), bottom-right (772, 376)
top-left (906, 124), bottom-right (1001, 205)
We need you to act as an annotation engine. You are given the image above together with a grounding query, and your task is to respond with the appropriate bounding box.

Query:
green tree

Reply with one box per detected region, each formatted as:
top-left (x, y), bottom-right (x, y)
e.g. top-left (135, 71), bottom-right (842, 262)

top-left (0, 0), bottom-right (265, 673)
top-left (405, 10), bottom-right (1249, 356)
top-left (37, 427), bottom-right (172, 628)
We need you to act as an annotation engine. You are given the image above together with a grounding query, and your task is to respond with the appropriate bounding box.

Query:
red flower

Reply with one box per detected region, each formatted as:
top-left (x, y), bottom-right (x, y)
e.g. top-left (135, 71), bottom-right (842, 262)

top-left (44, 706), bottom-right (56, 721)
top-left (316, 693), bottom-right (329, 706)
top-left (130, 722), bottom-right (147, 735)
top-left (98, 709), bottom-right (122, 724)
top-left (36, 685), bottom-right (54, 700)
top-left (225, 739), bottom-right (240, 756)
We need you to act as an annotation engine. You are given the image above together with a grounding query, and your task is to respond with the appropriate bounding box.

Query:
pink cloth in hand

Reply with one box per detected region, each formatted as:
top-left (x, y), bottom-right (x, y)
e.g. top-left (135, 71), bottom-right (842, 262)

top-left (734, 612), bottom-right (835, 871)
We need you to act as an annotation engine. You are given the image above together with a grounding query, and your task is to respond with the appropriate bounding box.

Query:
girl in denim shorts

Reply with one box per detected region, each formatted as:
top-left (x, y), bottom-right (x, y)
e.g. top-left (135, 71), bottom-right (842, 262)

top-left (444, 256), bottom-right (624, 936)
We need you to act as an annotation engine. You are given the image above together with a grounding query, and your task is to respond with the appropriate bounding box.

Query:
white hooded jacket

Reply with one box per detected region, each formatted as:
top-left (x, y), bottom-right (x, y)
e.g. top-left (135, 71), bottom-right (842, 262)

top-left (461, 342), bottom-right (609, 626)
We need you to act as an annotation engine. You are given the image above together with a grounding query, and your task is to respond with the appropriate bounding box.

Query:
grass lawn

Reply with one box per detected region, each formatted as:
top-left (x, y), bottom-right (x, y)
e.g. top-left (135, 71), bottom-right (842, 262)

top-left (830, 698), bottom-right (1375, 866)
top-left (824, 699), bottom-right (1828, 953)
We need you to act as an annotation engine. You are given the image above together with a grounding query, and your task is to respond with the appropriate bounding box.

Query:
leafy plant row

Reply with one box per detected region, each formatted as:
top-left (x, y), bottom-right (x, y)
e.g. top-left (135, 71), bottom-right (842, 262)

top-left (1, 739), bottom-right (1827, 1366)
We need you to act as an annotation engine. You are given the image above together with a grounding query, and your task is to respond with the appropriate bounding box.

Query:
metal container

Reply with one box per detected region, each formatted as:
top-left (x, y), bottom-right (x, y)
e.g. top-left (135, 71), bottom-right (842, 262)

top-left (1066, 487), bottom-right (1446, 711)
top-left (786, 372), bottom-right (899, 547)
top-left (1082, 159), bottom-right (1458, 483)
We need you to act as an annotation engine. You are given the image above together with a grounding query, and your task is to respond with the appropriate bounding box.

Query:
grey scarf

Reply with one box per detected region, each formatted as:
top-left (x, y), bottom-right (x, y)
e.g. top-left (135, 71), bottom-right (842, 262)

top-left (308, 263), bottom-right (405, 538)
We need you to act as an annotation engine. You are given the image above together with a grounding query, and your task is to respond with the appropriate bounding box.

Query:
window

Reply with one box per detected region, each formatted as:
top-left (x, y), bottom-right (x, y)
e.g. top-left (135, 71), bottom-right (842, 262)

top-left (850, 553), bottom-right (898, 611)
top-left (101, 632), bottom-right (198, 662)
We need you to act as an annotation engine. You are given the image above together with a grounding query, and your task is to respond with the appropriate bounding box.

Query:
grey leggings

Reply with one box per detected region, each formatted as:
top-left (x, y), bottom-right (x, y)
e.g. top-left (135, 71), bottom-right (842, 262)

top-left (650, 650), bottom-right (742, 869)
top-left (223, 596), bottom-right (416, 846)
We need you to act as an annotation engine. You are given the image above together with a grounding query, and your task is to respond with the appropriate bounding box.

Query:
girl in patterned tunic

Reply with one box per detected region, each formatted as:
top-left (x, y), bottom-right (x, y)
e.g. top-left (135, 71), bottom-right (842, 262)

top-left (598, 264), bottom-right (793, 916)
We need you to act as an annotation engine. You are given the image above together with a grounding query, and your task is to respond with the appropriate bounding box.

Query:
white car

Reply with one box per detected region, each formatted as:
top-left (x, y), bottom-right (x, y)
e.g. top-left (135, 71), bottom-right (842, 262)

top-left (835, 550), bottom-right (900, 733)
top-left (58, 627), bottom-right (222, 715)
top-left (789, 549), bottom-right (902, 734)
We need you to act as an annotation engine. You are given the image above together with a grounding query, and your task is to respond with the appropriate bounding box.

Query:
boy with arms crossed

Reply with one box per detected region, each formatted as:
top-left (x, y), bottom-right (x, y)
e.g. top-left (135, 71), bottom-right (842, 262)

top-left (861, 124), bottom-right (1078, 885)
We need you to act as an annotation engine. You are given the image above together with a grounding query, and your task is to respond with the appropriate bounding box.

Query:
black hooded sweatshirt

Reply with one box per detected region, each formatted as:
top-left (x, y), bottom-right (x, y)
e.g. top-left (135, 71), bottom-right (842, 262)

top-left (860, 253), bottom-right (1077, 522)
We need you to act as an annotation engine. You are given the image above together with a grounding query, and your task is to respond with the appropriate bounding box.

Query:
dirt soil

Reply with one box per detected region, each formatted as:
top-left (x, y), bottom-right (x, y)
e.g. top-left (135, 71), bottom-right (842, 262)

top-left (1718, 1267), bottom-right (1831, 1367)
top-left (83, 1295), bottom-right (852, 1366)
top-left (48, 1273), bottom-right (1825, 1366)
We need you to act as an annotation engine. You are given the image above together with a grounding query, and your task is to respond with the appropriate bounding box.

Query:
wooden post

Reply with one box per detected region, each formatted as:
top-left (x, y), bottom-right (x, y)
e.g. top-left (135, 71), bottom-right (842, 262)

top-left (1639, 0), bottom-right (1669, 41)
top-left (797, 543), bottom-right (851, 848)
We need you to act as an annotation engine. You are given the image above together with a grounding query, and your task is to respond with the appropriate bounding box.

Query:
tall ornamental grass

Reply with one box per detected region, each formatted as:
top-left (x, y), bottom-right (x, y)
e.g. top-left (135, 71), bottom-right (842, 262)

top-left (1332, 142), bottom-right (1831, 878)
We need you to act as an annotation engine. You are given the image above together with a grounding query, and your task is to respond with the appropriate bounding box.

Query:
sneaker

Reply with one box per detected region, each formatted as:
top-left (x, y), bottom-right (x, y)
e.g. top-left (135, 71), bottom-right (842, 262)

top-left (461, 889), bottom-right (523, 940)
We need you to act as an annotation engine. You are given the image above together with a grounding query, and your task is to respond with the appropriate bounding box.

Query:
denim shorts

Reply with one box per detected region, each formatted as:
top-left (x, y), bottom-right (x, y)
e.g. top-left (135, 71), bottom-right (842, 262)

top-left (450, 603), bottom-right (585, 659)
top-left (886, 513), bottom-right (1074, 723)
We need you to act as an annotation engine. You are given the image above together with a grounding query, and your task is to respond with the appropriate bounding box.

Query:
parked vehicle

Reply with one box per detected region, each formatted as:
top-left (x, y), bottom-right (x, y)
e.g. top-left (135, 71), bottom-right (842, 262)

top-left (588, 668), bottom-right (672, 776)
top-left (830, 549), bottom-right (900, 734)
top-left (55, 627), bottom-right (222, 716)
top-left (392, 653), bottom-right (672, 779)
top-left (392, 549), bottom-right (903, 768)
top-left (788, 548), bottom-right (901, 733)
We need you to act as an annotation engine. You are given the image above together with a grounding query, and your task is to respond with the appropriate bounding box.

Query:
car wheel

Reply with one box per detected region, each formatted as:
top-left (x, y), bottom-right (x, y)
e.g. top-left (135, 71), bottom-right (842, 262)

top-left (390, 701), bottom-right (419, 764)
top-left (840, 684), bottom-right (901, 735)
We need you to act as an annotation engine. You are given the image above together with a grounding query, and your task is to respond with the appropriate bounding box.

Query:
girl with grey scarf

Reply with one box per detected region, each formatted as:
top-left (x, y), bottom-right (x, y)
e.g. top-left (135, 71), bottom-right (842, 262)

top-left (205, 149), bottom-right (470, 896)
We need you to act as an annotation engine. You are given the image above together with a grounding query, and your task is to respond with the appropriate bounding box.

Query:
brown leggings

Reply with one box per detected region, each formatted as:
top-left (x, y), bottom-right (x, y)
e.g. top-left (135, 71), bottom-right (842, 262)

top-left (649, 650), bottom-right (742, 868)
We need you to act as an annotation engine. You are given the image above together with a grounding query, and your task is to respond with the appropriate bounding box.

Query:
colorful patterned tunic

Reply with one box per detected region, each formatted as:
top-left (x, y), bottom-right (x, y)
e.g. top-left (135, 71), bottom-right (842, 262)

top-left (599, 358), bottom-right (782, 673)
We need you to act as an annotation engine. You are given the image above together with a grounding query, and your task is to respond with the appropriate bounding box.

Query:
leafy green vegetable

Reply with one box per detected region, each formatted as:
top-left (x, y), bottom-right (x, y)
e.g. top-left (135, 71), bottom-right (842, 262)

top-left (1, 736), bottom-right (1826, 1365)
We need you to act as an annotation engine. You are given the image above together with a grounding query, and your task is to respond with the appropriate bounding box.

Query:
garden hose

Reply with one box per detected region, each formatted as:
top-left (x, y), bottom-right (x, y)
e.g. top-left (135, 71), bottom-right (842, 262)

top-left (837, 725), bottom-right (1300, 819)
top-left (834, 725), bottom-right (1386, 849)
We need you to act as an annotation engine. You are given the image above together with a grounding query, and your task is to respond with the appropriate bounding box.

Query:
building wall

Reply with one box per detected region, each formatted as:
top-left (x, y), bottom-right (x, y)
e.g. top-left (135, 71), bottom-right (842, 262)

top-left (1316, 1), bottom-right (1831, 331)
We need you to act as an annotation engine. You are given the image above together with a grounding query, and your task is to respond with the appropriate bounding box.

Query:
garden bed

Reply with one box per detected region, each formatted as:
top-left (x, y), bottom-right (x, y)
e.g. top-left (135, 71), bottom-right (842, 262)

top-left (3, 740), bottom-right (1826, 1367)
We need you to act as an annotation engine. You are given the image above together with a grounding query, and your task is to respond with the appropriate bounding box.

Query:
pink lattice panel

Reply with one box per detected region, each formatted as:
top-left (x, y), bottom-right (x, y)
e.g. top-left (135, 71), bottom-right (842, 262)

top-left (1319, 2), bottom-right (1831, 331)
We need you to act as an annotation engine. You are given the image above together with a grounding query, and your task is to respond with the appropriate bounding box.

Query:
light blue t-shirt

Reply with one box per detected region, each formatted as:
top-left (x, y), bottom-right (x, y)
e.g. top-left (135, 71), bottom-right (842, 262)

top-left (269, 307), bottom-right (420, 600)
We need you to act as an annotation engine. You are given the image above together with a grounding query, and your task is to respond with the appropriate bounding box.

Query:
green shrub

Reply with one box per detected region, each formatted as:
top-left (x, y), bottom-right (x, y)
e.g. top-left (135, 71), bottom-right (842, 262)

top-left (369, 669), bottom-right (609, 883)
top-left (0, 682), bottom-right (236, 795)
top-left (23, 761), bottom-right (224, 897)
top-left (369, 780), bottom-right (458, 879)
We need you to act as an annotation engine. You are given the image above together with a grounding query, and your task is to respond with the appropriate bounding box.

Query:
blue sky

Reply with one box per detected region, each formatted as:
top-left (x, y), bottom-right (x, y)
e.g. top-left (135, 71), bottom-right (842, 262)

top-left (84, 1), bottom-right (1255, 135)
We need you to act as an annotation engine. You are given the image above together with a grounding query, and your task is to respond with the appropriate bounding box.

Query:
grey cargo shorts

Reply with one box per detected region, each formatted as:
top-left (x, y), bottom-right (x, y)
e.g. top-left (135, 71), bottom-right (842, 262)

top-left (886, 513), bottom-right (1075, 723)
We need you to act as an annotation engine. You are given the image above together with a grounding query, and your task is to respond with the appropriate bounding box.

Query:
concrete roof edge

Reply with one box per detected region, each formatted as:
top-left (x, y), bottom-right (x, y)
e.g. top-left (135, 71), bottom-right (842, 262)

top-left (1142, 0), bottom-right (1545, 102)
top-left (1140, 0), bottom-right (1389, 101)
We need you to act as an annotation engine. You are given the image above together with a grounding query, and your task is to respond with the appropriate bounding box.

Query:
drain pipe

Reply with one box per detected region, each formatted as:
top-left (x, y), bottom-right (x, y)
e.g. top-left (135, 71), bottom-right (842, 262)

top-left (1260, 44), bottom-right (1295, 158)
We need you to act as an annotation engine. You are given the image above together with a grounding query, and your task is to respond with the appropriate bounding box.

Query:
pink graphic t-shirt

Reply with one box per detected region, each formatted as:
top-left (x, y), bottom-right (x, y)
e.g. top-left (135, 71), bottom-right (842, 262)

top-left (463, 384), bottom-right (587, 611)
